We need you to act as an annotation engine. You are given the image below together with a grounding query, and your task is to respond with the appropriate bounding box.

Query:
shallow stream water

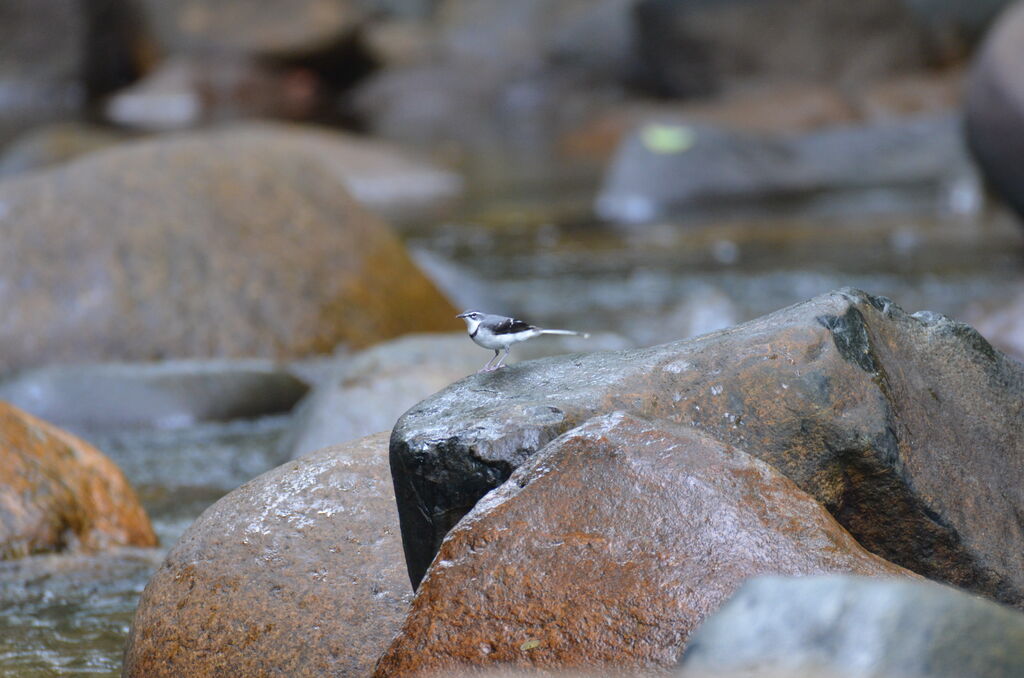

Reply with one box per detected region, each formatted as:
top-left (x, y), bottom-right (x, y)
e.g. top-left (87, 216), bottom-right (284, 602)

top-left (1, 167), bottom-right (1022, 676)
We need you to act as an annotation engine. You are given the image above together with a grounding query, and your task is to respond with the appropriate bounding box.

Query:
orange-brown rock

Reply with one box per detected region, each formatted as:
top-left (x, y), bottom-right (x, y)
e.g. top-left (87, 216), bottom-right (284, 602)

top-left (375, 413), bottom-right (913, 677)
top-left (391, 289), bottom-right (1024, 610)
top-left (0, 401), bottom-right (156, 559)
top-left (123, 432), bottom-right (412, 678)
top-left (0, 125), bottom-right (457, 372)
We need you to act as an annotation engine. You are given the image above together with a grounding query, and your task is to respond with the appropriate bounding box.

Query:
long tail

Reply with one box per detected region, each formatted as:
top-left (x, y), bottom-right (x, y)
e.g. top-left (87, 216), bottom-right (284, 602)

top-left (539, 329), bottom-right (590, 339)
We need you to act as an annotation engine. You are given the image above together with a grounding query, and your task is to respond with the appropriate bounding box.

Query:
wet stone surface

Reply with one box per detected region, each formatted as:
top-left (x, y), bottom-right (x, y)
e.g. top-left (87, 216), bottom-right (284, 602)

top-left (376, 413), bottom-right (913, 677)
top-left (390, 289), bottom-right (1024, 601)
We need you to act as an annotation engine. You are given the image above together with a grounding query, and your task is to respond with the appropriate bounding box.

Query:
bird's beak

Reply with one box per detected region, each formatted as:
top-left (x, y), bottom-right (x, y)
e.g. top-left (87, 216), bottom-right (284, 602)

top-left (456, 312), bottom-right (469, 319)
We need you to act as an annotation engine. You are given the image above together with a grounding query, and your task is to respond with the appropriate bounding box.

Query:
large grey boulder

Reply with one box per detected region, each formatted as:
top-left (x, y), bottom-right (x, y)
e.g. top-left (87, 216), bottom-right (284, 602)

top-left (390, 289), bottom-right (1024, 608)
top-left (679, 575), bottom-right (1024, 678)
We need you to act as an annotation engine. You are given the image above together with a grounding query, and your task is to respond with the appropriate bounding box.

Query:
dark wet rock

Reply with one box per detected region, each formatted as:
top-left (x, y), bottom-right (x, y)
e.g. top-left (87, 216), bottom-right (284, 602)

top-left (123, 432), bottom-right (411, 678)
top-left (390, 288), bottom-right (1024, 605)
top-left (596, 113), bottom-right (974, 223)
top-left (0, 402), bottom-right (157, 559)
top-left (138, 0), bottom-right (364, 58)
top-left (0, 124), bottom-right (457, 372)
top-left (0, 360), bottom-right (309, 433)
top-left (966, 1), bottom-right (1024, 221)
top-left (679, 575), bottom-right (1024, 678)
top-left (376, 413), bottom-right (914, 677)
top-left (632, 0), bottom-right (932, 98)
top-left (0, 122), bottom-right (129, 179)
top-left (283, 332), bottom-right (607, 459)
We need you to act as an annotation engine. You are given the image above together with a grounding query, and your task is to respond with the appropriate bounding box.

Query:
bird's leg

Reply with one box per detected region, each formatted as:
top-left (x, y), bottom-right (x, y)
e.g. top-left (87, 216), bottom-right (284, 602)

top-left (478, 350), bottom-right (500, 373)
top-left (493, 346), bottom-right (511, 370)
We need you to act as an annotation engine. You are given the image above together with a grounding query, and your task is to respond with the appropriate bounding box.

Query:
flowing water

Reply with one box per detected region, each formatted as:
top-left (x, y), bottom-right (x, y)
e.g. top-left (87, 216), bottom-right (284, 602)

top-left (1, 159), bottom-right (1023, 676)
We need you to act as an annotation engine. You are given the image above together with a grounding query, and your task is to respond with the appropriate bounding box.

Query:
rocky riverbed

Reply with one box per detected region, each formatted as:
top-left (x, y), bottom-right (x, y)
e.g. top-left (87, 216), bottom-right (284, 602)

top-left (4, 1), bottom-right (1024, 677)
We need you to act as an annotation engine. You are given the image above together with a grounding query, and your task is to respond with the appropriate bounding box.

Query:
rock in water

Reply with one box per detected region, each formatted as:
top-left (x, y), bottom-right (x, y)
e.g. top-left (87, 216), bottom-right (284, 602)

top-left (0, 124), bottom-right (457, 372)
top-left (595, 114), bottom-right (972, 223)
top-left (679, 575), bottom-right (1024, 678)
top-left (375, 413), bottom-right (913, 676)
top-left (123, 432), bottom-right (411, 677)
top-left (966, 1), bottom-right (1024, 221)
top-left (0, 401), bottom-right (156, 559)
top-left (390, 289), bottom-right (1024, 609)
top-left (0, 360), bottom-right (309, 433)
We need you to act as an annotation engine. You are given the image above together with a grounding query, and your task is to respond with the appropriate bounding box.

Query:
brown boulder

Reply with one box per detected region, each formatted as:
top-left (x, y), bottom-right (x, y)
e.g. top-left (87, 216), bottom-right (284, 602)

top-left (123, 432), bottom-right (412, 678)
top-left (390, 289), bottom-right (1024, 609)
top-left (0, 124), bottom-right (457, 372)
top-left (0, 401), bottom-right (156, 559)
top-left (375, 413), bottom-right (913, 677)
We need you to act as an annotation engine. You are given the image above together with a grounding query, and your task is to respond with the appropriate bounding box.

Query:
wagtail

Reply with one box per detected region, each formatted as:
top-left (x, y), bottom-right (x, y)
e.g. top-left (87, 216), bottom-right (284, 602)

top-left (457, 310), bottom-right (589, 372)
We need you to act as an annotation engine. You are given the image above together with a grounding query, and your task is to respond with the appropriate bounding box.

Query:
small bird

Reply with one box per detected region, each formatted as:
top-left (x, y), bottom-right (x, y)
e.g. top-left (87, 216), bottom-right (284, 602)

top-left (456, 310), bottom-right (589, 372)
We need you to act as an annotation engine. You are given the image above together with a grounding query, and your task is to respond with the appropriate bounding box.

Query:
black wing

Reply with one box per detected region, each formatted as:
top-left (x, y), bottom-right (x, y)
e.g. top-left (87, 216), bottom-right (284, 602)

top-left (491, 317), bottom-right (535, 335)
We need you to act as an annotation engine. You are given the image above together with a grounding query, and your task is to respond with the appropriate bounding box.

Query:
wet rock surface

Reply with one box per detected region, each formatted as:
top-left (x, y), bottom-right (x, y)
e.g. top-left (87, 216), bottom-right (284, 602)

top-left (0, 402), bottom-right (157, 559)
top-left (596, 113), bottom-right (972, 223)
top-left (0, 360), bottom-right (309, 433)
top-left (0, 124), bottom-right (456, 372)
top-left (376, 413), bottom-right (913, 677)
top-left (966, 1), bottom-right (1024, 221)
top-left (123, 431), bottom-right (410, 678)
top-left (679, 575), bottom-right (1024, 678)
top-left (390, 288), bottom-right (1024, 602)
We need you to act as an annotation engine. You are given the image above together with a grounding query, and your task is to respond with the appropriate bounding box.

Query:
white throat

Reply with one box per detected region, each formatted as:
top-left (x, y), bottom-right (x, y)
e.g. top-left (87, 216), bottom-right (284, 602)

top-left (462, 317), bottom-right (482, 336)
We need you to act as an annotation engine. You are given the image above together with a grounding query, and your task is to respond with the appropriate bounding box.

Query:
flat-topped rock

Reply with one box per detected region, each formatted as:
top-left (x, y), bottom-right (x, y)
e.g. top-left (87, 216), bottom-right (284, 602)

top-left (391, 289), bottom-right (1024, 605)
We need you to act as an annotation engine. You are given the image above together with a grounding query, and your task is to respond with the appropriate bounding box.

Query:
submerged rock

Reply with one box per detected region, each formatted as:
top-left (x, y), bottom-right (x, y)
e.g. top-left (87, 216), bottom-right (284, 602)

top-left (390, 289), bottom-right (1024, 607)
top-left (0, 402), bottom-right (157, 559)
top-left (123, 432), bottom-right (410, 677)
top-left (596, 114), bottom-right (973, 223)
top-left (375, 413), bottom-right (913, 677)
top-left (679, 575), bottom-right (1024, 678)
top-left (0, 124), bottom-right (457, 372)
top-left (966, 1), bottom-right (1024, 221)
top-left (0, 360), bottom-right (309, 433)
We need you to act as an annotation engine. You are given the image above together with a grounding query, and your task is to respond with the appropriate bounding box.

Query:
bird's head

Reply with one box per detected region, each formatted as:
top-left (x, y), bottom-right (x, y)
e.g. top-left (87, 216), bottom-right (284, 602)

top-left (456, 310), bottom-right (484, 332)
